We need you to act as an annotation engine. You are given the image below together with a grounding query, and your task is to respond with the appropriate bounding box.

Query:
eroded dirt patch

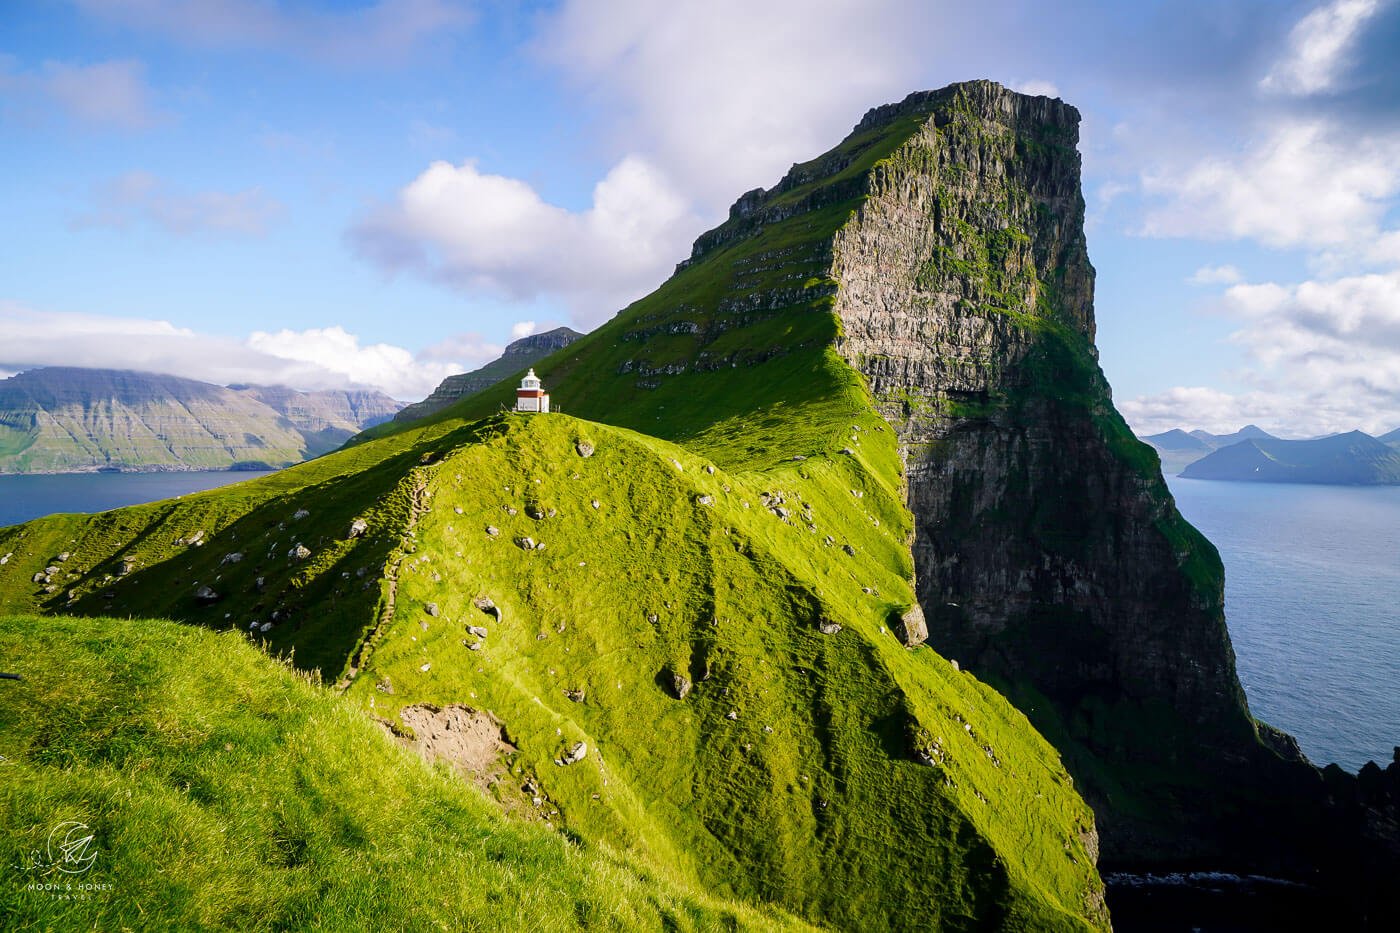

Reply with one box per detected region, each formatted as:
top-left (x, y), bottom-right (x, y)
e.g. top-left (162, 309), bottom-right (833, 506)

top-left (387, 704), bottom-right (515, 789)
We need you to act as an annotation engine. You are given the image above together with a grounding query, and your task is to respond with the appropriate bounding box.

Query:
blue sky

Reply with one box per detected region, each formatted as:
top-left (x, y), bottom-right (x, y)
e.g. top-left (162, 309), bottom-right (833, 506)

top-left (3, 0), bottom-right (1399, 436)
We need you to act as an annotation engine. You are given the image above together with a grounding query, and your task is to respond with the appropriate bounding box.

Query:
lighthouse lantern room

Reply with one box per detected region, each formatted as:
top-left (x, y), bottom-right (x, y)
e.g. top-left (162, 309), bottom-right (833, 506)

top-left (515, 368), bottom-right (551, 413)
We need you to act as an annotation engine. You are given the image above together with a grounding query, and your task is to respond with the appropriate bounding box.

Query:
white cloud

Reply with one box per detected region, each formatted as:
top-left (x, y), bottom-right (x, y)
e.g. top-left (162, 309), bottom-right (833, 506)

top-left (534, 0), bottom-right (929, 210)
top-left (0, 58), bottom-right (159, 129)
top-left (73, 0), bottom-right (470, 65)
top-left (1012, 79), bottom-right (1060, 97)
top-left (416, 333), bottom-right (504, 364)
top-left (75, 171), bottom-right (285, 236)
top-left (1189, 264), bottom-right (1244, 285)
top-left (0, 304), bottom-right (473, 400)
top-left (1260, 0), bottom-right (1386, 96)
top-left (1140, 121), bottom-right (1400, 250)
top-left (511, 321), bottom-right (536, 339)
top-left (1120, 386), bottom-right (1314, 436)
top-left (351, 155), bottom-right (697, 325)
top-left (1126, 269), bottom-right (1400, 436)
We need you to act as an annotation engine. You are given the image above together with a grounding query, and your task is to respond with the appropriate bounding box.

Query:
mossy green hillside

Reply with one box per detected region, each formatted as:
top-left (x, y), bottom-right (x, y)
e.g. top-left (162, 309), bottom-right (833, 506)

top-left (0, 413), bottom-right (1108, 930)
top-left (0, 614), bottom-right (809, 932)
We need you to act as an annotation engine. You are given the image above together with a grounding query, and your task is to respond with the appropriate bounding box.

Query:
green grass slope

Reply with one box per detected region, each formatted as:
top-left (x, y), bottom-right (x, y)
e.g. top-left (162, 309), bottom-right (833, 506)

top-left (0, 411), bottom-right (1107, 930)
top-left (0, 614), bottom-right (809, 932)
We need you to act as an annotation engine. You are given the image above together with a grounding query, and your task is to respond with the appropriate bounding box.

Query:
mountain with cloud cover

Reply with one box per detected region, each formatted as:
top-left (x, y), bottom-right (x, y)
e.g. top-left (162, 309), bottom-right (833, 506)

top-left (0, 367), bottom-right (401, 473)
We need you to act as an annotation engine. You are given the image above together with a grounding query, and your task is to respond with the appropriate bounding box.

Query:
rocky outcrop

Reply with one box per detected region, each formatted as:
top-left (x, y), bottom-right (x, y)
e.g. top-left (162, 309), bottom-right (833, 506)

top-left (394, 327), bottom-right (584, 423)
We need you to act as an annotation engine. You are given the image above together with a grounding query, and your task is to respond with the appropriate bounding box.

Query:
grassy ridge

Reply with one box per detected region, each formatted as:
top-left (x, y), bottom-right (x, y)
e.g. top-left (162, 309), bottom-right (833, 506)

top-left (0, 614), bottom-right (812, 932)
top-left (0, 412), bottom-right (1108, 930)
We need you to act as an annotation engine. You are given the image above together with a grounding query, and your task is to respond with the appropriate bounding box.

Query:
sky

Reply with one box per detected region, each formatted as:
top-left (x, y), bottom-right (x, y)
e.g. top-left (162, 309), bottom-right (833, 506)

top-left (2, 0), bottom-right (1399, 436)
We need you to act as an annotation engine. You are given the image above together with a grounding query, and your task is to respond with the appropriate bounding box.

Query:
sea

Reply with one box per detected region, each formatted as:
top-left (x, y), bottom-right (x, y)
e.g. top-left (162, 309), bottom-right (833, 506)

top-left (0, 471), bottom-right (276, 529)
top-left (1166, 476), bottom-right (1400, 773)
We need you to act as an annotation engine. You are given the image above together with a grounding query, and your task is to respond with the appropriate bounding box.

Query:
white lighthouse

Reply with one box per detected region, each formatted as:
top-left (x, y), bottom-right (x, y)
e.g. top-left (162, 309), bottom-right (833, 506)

top-left (514, 368), bottom-right (551, 413)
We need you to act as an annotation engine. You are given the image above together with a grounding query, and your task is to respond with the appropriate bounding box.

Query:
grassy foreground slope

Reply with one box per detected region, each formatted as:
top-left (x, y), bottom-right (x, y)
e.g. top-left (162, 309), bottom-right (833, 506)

top-left (0, 413), bottom-right (1108, 931)
top-left (0, 614), bottom-right (807, 932)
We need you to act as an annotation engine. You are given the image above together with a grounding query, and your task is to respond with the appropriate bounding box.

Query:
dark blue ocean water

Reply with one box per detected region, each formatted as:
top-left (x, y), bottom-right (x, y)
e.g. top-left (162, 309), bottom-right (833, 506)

top-left (0, 471), bottom-right (275, 529)
top-left (1167, 477), bottom-right (1400, 772)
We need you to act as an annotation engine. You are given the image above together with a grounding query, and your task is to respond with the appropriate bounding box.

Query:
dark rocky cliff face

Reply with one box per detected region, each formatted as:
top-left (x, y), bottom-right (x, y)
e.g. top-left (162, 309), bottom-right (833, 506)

top-left (819, 83), bottom-right (1274, 862)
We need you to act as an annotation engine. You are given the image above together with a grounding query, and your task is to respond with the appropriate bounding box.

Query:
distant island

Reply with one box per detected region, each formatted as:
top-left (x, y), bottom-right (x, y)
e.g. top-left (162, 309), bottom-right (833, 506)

top-left (0, 367), bottom-right (402, 473)
top-left (1141, 424), bottom-right (1400, 484)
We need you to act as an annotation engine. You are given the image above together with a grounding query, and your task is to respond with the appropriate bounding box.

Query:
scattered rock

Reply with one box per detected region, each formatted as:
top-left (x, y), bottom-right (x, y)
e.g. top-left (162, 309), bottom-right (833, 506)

top-left (564, 688), bottom-right (585, 703)
top-left (376, 677), bottom-right (394, 694)
top-left (485, 525), bottom-right (500, 537)
top-left (467, 641), bottom-right (482, 651)
top-left (515, 537), bottom-right (537, 551)
top-left (671, 672), bottom-right (692, 700)
top-left (194, 585), bottom-right (221, 604)
top-left (221, 552), bottom-right (244, 565)
top-left (590, 499), bottom-right (600, 510)
top-left (817, 619), bottom-right (842, 635)
top-left (288, 543), bottom-right (311, 561)
top-left (348, 518), bottom-right (369, 538)
top-left (293, 509), bottom-right (310, 520)
top-left (177, 530), bottom-right (206, 546)
top-left (259, 622), bottom-right (272, 633)
top-left (419, 662), bottom-right (432, 673)
top-left (56, 552), bottom-right (70, 562)
top-left (425, 602), bottom-right (440, 617)
top-left (466, 624), bottom-right (488, 639)
top-left (44, 565), bottom-right (59, 576)
top-left (556, 741), bottom-right (588, 765)
top-left (840, 447), bottom-right (855, 455)
top-left (704, 465), bottom-right (716, 474)
top-left (453, 506), bottom-right (464, 514)
top-left (894, 604), bottom-right (929, 647)
top-left (789, 455), bottom-right (806, 461)
top-left (31, 572), bottom-right (46, 584)
top-left (695, 494), bottom-right (714, 506)
top-left (575, 440), bottom-right (595, 458)
top-left (0, 552), bottom-right (10, 565)
top-left (526, 505), bottom-right (546, 520)
top-left (725, 710), bottom-right (739, 721)
top-left (473, 596), bottom-right (502, 622)
top-left (255, 576), bottom-right (266, 592)
top-left (842, 544), bottom-right (856, 556)
top-left (950, 659), bottom-right (960, 672)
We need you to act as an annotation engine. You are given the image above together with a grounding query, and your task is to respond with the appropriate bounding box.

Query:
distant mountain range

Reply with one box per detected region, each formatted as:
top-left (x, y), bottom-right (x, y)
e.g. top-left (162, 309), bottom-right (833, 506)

top-left (0, 367), bottom-right (402, 473)
top-left (393, 326), bottom-right (583, 423)
top-left (1141, 423), bottom-right (1400, 484)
